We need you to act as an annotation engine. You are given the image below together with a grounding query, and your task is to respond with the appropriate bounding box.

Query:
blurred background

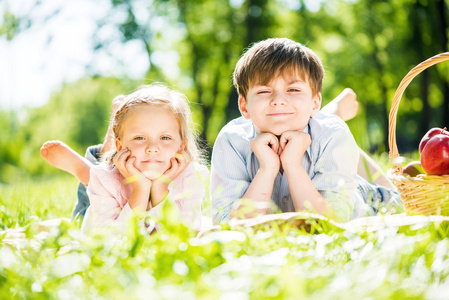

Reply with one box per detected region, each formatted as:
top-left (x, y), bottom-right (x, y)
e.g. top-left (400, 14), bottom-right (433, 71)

top-left (1, 0), bottom-right (448, 183)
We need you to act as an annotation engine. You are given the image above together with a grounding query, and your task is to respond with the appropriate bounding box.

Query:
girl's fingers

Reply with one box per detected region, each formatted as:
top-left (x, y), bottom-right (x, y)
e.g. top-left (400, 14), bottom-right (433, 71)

top-left (170, 156), bottom-right (179, 171)
top-left (113, 148), bottom-right (130, 165)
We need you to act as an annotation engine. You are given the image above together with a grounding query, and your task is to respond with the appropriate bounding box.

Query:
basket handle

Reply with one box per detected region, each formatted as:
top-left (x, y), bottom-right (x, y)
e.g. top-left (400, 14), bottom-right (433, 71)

top-left (389, 52), bottom-right (449, 173)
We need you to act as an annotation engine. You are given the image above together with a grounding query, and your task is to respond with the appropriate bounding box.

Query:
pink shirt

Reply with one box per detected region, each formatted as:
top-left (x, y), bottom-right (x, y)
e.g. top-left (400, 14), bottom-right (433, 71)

top-left (81, 162), bottom-right (209, 233)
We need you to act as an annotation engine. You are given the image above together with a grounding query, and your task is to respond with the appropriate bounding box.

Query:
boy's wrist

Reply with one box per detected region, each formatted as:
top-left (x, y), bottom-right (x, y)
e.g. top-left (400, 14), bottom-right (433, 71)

top-left (258, 165), bottom-right (279, 179)
top-left (282, 162), bottom-right (305, 175)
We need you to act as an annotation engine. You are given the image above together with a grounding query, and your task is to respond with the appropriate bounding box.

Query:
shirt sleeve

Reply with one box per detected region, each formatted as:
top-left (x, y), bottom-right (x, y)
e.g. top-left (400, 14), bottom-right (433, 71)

top-left (147, 163), bottom-right (209, 230)
top-left (311, 126), bottom-right (362, 222)
top-left (211, 132), bottom-right (252, 224)
top-left (86, 167), bottom-right (138, 231)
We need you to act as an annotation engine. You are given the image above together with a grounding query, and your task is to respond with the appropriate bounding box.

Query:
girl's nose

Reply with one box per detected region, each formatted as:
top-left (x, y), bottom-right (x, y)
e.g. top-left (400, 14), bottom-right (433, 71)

top-left (145, 141), bottom-right (159, 153)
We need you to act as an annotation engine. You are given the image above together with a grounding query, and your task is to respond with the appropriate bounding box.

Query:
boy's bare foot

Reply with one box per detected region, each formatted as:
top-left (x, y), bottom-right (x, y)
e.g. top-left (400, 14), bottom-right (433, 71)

top-left (40, 141), bottom-right (93, 185)
top-left (321, 88), bottom-right (359, 121)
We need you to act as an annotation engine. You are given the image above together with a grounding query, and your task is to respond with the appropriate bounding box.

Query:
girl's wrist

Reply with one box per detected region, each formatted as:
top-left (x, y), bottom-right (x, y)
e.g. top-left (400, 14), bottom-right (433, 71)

top-left (131, 180), bottom-right (152, 193)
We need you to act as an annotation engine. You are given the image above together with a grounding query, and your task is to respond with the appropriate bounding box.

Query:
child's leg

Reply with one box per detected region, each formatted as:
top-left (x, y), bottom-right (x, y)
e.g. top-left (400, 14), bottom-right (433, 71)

top-left (322, 89), bottom-right (396, 189)
top-left (321, 88), bottom-right (359, 121)
top-left (358, 149), bottom-right (396, 190)
top-left (40, 141), bottom-right (93, 186)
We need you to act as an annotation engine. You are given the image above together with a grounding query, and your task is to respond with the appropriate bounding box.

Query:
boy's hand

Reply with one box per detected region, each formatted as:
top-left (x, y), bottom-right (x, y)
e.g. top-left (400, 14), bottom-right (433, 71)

top-left (153, 151), bottom-right (190, 188)
top-left (113, 148), bottom-right (152, 192)
top-left (279, 131), bottom-right (311, 169)
top-left (251, 132), bottom-right (281, 174)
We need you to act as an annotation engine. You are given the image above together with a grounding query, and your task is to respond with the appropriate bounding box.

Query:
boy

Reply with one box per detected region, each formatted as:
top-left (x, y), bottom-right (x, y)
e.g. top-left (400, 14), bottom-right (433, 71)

top-left (211, 38), bottom-right (399, 224)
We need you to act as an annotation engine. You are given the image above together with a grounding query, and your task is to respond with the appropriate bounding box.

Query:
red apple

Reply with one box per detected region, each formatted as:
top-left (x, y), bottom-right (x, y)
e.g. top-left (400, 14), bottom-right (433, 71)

top-left (419, 127), bottom-right (449, 154)
top-left (420, 134), bottom-right (449, 175)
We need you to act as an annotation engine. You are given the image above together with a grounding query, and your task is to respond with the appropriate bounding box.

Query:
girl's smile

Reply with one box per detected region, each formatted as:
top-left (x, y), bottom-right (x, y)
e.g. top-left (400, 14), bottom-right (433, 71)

top-left (115, 105), bottom-right (183, 180)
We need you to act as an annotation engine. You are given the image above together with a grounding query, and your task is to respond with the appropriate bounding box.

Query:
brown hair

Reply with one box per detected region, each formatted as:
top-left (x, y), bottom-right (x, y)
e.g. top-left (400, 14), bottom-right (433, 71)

top-left (103, 84), bottom-right (201, 166)
top-left (233, 38), bottom-right (324, 98)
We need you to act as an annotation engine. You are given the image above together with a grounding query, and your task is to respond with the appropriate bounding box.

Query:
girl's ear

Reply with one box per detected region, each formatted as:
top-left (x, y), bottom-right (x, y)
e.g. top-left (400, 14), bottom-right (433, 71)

top-left (179, 139), bottom-right (187, 151)
top-left (238, 95), bottom-right (251, 119)
top-left (310, 92), bottom-right (322, 117)
top-left (115, 138), bottom-right (123, 151)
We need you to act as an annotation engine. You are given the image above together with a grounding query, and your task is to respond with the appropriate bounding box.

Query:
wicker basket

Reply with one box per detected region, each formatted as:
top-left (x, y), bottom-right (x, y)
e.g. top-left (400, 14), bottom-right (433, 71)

top-left (388, 52), bottom-right (449, 216)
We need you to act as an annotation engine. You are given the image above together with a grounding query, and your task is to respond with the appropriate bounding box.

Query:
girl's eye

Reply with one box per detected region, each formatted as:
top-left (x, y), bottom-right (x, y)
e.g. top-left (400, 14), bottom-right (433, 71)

top-left (134, 136), bottom-right (144, 140)
top-left (161, 136), bottom-right (171, 141)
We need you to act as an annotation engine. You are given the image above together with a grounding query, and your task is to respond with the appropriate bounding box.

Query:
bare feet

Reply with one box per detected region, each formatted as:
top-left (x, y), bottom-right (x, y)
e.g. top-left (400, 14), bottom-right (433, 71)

top-left (101, 95), bottom-right (126, 154)
top-left (321, 88), bottom-right (359, 121)
top-left (40, 141), bottom-right (93, 185)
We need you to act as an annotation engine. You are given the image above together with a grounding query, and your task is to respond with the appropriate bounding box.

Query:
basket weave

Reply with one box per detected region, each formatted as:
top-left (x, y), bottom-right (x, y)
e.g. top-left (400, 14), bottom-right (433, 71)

top-left (388, 52), bottom-right (449, 216)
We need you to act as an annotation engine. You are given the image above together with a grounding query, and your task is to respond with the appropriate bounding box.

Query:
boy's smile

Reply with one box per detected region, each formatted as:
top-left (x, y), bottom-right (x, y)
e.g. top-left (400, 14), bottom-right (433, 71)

top-left (238, 74), bottom-right (321, 136)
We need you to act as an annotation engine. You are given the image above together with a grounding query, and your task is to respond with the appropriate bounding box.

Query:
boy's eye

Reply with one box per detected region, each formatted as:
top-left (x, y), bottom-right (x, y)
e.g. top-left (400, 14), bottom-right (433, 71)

top-left (161, 136), bottom-right (171, 140)
top-left (257, 90), bottom-right (270, 94)
top-left (134, 136), bottom-right (144, 140)
top-left (289, 88), bottom-right (301, 92)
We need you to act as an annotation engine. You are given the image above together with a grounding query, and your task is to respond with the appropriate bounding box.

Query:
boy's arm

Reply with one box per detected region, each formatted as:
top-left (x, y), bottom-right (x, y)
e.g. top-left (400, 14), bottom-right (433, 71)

top-left (231, 133), bottom-right (280, 219)
top-left (211, 130), bottom-right (279, 224)
top-left (300, 125), bottom-right (361, 222)
top-left (280, 131), bottom-right (335, 218)
top-left (211, 132), bottom-right (250, 224)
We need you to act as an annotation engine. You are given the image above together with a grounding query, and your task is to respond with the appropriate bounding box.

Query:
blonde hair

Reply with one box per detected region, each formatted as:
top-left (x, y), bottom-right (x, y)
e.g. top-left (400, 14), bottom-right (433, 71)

top-left (103, 84), bottom-right (201, 166)
top-left (233, 38), bottom-right (324, 98)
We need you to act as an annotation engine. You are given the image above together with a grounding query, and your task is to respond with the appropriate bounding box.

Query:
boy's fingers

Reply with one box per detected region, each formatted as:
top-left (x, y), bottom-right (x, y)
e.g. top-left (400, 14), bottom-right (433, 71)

top-left (265, 134), bottom-right (279, 152)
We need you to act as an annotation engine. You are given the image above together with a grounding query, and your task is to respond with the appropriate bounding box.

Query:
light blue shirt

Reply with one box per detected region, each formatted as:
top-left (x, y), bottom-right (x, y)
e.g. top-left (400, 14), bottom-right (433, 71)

top-left (211, 112), bottom-right (367, 224)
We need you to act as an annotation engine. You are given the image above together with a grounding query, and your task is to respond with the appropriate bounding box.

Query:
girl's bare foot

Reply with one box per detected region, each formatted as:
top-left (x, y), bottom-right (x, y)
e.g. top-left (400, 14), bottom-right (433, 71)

top-left (321, 88), bottom-right (359, 121)
top-left (40, 141), bottom-right (93, 185)
top-left (101, 95), bottom-right (126, 154)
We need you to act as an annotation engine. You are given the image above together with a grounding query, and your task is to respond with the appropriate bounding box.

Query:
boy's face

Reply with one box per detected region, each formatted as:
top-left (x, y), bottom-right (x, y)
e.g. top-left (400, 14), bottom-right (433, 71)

top-left (238, 73), bottom-right (321, 136)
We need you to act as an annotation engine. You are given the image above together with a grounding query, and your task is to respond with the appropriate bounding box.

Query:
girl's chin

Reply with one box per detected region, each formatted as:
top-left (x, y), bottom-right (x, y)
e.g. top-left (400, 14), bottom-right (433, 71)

top-left (141, 168), bottom-right (169, 181)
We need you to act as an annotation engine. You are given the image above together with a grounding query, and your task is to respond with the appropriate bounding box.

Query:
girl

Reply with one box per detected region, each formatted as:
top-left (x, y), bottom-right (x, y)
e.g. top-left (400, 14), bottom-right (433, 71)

top-left (80, 84), bottom-right (209, 233)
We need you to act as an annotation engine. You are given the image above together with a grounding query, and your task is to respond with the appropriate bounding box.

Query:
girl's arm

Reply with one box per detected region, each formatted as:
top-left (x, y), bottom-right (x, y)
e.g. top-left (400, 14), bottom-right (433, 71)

top-left (86, 167), bottom-right (139, 230)
top-left (149, 151), bottom-right (190, 208)
top-left (113, 148), bottom-right (152, 219)
top-left (149, 162), bottom-right (208, 230)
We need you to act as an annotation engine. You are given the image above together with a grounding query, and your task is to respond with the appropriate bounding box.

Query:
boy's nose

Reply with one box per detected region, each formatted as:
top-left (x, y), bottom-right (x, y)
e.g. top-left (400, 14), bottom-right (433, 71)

top-left (271, 93), bottom-right (287, 106)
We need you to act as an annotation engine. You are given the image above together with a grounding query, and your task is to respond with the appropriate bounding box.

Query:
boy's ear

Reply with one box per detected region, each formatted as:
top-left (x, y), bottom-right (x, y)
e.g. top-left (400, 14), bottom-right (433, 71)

top-left (238, 95), bottom-right (251, 119)
top-left (115, 138), bottom-right (123, 151)
top-left (310, 92), bottom-right (322, 117)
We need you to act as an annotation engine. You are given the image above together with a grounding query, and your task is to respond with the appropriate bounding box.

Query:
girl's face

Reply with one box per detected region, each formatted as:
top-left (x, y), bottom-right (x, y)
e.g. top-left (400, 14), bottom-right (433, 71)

top-left (115, 105), bottom-right (184, 180)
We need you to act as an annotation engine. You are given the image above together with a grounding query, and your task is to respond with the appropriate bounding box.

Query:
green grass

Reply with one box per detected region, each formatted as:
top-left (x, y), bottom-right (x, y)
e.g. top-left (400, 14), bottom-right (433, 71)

top-left (1, 169), bottom-right (449, 299)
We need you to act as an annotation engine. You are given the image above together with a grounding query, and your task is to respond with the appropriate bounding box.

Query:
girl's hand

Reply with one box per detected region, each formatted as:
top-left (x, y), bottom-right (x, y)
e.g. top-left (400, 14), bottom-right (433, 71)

top-left (279, 131), bottom-right (311, 170)
top-left (113, 148), bottom-right (152, 192)
top-left (153, 150), bottom-right (191, 187)
top-left (150, 151), bottom-right (190, 208)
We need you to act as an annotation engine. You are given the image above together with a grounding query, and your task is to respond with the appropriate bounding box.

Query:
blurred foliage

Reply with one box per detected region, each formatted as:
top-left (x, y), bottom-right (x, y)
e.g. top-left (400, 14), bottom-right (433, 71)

top-left (0, 77), bottom-right (136, 181)
top-left (1, 0), bottom-right (449, 178)
top-left (1, 179), bottom-right (449, 299)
